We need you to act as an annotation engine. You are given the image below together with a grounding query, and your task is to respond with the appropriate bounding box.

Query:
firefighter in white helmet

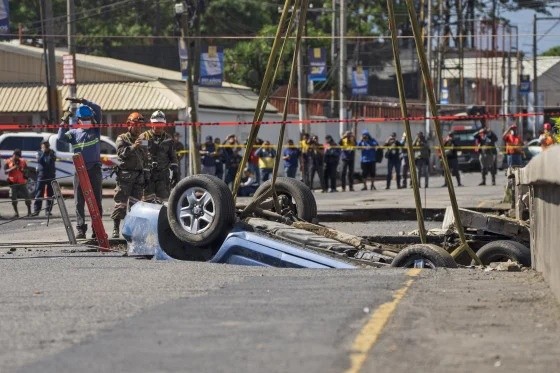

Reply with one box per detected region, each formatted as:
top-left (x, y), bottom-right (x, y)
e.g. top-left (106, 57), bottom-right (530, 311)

top-left (138, 110), bottom-right (179, 202)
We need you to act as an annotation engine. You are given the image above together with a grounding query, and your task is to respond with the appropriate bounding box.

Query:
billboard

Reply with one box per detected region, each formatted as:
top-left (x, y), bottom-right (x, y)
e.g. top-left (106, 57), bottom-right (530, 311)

top-left (351, 66), bottom-right (368, 95)
top-left (0, 0), bottom-right (9, 36)
top-left (199, 45), bottom-right (223, 87)
top-left (308, 47), bottom-right (326, 82)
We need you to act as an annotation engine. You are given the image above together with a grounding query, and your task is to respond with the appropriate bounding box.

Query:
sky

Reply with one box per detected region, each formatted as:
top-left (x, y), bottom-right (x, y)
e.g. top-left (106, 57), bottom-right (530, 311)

top-left (502, 6), bottom-right (560, 56)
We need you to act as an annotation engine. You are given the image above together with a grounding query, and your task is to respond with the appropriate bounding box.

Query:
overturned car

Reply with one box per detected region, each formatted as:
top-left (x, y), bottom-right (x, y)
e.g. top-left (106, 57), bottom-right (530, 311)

top-left (122, 175), bottom-right (530, 269)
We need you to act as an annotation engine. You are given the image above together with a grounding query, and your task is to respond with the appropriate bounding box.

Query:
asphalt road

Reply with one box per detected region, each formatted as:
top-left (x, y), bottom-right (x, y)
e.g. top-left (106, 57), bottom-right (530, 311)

top-left (2, 171), bottom-right (560, 372)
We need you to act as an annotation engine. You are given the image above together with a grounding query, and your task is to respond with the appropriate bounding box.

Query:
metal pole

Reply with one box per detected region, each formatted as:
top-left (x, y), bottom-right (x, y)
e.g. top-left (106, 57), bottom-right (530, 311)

top-left (67, 0), bottom-right (76, 99)
top-left (404, 0), bottom-right (481, 264)
top-left (532, 14), bottom-right (538, 138)
top-left (339, 0), bottom-right (346, 137)
top-left (44, 0), bottom-right (59, 124)
top-left (425, 0), bottom-right (432, 136)
top-left (387, 0), bottom-right (428, 244)
top-left (297, 9), bottom-right (307, 133)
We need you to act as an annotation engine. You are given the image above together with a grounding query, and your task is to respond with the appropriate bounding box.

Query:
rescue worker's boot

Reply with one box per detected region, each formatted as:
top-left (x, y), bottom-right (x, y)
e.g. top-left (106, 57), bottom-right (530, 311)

top-left (76, 225), bottom-right (87, 239)
top-left (478, 174), bottom-right (486, 186)
top-left (12, 202), bottom-right (19, 218)
top-left (491, 174), bottom-right (496, 186)
top-left (112, 219), bottom-right (120, 239)
top-left (26, 202), bottom-right (32, 217)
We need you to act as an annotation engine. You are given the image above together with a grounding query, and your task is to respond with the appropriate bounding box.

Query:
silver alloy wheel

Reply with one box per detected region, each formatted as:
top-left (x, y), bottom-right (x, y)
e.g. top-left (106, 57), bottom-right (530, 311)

top-left (175, 187), bottom-right (216, 234)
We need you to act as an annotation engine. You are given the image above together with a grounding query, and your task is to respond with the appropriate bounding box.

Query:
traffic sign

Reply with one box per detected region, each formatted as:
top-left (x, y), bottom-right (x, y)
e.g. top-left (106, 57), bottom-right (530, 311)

top-left (62, 54), bottom-right (76, 85)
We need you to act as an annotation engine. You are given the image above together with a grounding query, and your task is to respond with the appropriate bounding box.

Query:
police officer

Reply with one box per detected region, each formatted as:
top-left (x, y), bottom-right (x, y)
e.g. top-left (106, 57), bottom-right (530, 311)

top-left (110, 112), bottom-right (150, 238)
top-left (139, 110), bottom-right (179, 202)
top-left (58, 98), bottom-right (102, 239)
top-left (475, 127), bottom-right (498, 186)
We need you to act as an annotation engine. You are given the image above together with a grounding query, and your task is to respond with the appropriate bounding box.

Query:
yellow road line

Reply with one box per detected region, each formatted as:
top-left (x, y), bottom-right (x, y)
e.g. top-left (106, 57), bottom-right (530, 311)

top-left (345, 268), bottom-right (421, 373)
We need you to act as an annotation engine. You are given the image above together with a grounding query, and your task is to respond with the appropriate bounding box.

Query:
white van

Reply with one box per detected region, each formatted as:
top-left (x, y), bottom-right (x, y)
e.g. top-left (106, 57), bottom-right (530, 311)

top-left (0, 132), bottom-right (118, 194)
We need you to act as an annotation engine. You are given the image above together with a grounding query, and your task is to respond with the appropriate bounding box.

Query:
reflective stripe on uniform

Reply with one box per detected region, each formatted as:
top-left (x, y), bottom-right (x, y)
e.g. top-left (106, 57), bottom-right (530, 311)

top-left (73, 138), bottom-right (99, 149)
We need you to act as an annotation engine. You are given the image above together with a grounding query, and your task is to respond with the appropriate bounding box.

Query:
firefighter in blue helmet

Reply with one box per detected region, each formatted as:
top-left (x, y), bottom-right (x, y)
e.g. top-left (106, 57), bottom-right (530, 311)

top-left (57, 98), bottom-right (103, 239)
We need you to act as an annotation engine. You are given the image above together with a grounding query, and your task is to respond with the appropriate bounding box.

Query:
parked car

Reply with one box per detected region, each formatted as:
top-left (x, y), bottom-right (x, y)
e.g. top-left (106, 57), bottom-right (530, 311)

top-left (0, 132), bottom-right (118, 194)
top-left (525, 138), bottom-right (542, 160)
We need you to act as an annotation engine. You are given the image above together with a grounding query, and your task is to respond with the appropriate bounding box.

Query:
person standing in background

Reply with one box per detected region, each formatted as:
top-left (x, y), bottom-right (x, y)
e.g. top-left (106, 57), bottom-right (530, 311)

top-left (339, 131), bottom-right (356, 191)
top-left (282, 139), bottom-right (300, 178)
top-left (412, 131), bottom-right (430, 188)
top-left (255, 140), bottom-right (277, 182)
top-left (32, 141), bottom-right (56, 216)
top-left (384, 132), bottom-right (402, 190)
top-left (358, 130), bottom-right (378, 191)
top-left (502, 124), bottom-right (524, 168)
top-left (400, 132), bottom-right (410, 188)
top-left (4, 149), bottom-right (31, 218)
top-left (323, 135), bottom-right (341, 193)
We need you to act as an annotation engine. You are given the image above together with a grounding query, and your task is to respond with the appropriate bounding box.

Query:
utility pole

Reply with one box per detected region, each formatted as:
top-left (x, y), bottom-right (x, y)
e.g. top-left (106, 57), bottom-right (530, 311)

top-left (338, 0), bottom-right (346, 138)
top-left (66, 0), bottom-right (77, 119)
top-left (42, 0), bottom-right (59, 124)
top-left (331, 0), bottom-right (337, 124)
top-left (176, 1), bottom-right (201, 175)
top-left (532, 14), bottom-right (538, 138)
top-left (425, 0), bottom-right (432, 136)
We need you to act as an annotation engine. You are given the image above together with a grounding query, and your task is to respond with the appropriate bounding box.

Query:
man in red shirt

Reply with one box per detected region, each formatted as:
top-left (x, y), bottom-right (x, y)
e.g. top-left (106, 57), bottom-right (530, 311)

top-left (502, 124), bottom-right (524, 168)
top-left (3, 149), bottom-right (31, 217)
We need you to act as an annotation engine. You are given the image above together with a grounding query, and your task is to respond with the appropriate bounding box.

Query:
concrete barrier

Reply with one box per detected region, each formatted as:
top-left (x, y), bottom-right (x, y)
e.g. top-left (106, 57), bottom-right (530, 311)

top-left (518, 145), bottom-right (560, 301)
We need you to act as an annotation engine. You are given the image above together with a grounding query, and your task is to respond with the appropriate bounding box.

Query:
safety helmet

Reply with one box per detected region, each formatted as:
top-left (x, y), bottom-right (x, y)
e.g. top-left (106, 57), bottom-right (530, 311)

top-left (76, 105), bottom-right (94, 119)
top-left (544, 122), bottom-right (552, 131)
top-left (127, 112), bottom-right (144, 124)
top-left (150, 110), bottom-right (166, 123)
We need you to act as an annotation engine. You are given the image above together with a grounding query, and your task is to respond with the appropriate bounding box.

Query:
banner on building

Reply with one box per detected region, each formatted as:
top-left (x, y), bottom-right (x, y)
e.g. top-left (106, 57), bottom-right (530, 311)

top-left (0, 0), bottom-right (9, 36)
top-left (351, 66), bottom-right (368, 95)
top-left (199, 45), bottom-right (223, 87)
top-left (519, 74), bottom-right (531, 94)
top-left (178, 39), bottom-right (189, 81)
top-left (308, 48), bottom-right (327, 82)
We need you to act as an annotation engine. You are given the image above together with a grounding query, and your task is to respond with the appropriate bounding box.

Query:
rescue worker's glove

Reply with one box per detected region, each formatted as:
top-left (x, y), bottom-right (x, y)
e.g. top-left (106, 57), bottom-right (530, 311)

top-left (143, 169), bottom-right (151, 188)
top-left (170, 165), bottom-right (180, 188)
top-left (65, 97), bottom-right (85, 104)
top-left (60, 110), bottom-right (73, 125)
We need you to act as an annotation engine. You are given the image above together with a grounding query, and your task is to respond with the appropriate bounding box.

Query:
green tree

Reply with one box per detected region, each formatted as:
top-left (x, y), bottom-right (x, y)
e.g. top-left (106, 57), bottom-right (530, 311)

top-left (541, 46), bottom-right (560, 57)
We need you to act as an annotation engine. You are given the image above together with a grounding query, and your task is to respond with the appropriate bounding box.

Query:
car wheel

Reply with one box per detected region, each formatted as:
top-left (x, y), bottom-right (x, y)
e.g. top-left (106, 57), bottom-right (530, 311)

top-left (390, 244), bottom-right (457, 268)
top-left (26, 170), bottom-right (37, 196)
top-left (473, 240), bottom-right (531, 266)
top-left (167, 174), bottom-right (235, 247)
top-left (252, 177), bottom-right (317, 222)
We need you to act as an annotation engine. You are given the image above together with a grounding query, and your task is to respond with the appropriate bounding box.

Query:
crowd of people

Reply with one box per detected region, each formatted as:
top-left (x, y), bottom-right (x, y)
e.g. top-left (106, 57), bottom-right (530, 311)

top-left (3, 97), bottom-right (558, 240)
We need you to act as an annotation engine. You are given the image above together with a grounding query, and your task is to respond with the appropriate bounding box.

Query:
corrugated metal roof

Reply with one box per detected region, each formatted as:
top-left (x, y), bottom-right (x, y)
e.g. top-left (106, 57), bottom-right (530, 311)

top-left (0, 81), bottom-right (185, 113)
top-left (163, 80), bottom-right (277, 113)
top-left (0, 80), bottom-right (278, 114)
top-left (0, 84), bottom-right (47, 113)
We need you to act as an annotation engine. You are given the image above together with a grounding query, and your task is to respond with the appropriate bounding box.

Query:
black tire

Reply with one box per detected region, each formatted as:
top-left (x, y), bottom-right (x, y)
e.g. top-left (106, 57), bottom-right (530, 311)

top-left (26, 170), bottom-right (37, 196)
top-left (390, 244), bottom-right (457, 268)
top-left (252, 177), bottom-right (317, 222)
top-left (167, 174), bottom-right (235, 247)
top-left (474, 240), bottom-right (531, 266)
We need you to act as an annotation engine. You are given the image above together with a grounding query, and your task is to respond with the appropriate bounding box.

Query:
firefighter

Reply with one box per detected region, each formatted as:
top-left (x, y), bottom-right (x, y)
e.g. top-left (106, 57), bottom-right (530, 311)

top-left (475, 127), bottom-right (498, 185)
top-left (58, 98), bottom-right (102, 239)
top-left (110, 112), bottom-right (150, 238)
top-left (3, 149), bottom-right (31, 218)
top-left (139, 110), bottom-right (179, 202)
top-left (539, 122), bottom-right (556, 150)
